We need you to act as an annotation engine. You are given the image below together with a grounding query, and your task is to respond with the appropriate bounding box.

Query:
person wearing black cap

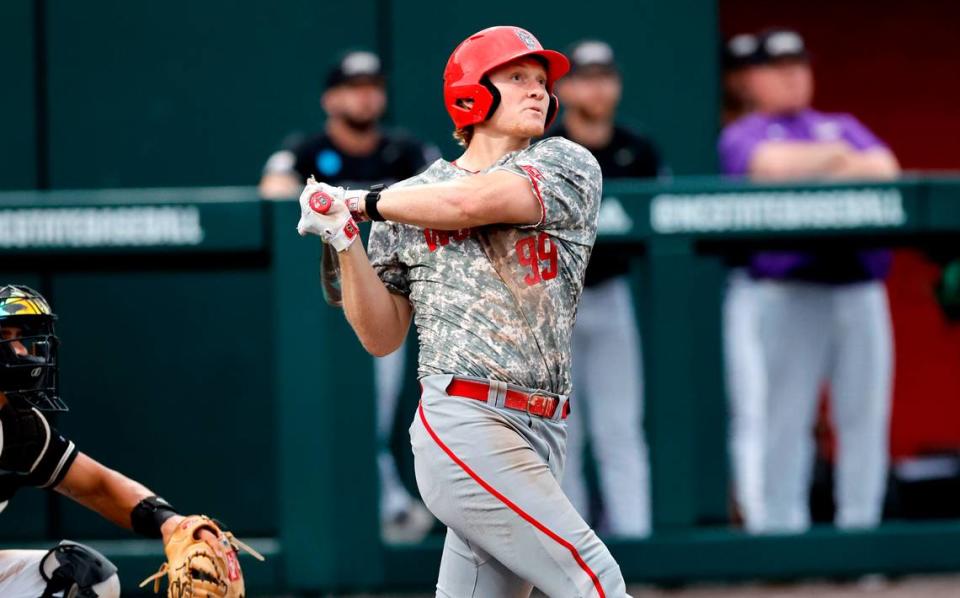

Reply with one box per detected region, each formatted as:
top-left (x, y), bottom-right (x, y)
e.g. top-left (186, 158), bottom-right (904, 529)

top-left (549, 39), bottom-right (663, 538)
top-left (260, 50), bottom-right (438, 196)
top-left (260, 50), bottom-right (438, 543)
top-left (719, 29), bottom-right (899, 534)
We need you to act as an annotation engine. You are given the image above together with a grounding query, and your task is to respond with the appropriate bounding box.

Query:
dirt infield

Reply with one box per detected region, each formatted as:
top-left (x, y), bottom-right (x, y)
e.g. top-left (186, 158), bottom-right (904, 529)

top-left (323, 575), bottom-right (960, 597)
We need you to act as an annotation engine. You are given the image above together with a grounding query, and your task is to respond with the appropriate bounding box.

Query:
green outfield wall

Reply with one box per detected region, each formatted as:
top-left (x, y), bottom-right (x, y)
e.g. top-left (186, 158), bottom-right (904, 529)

top-left (1, 176), bottom-right (959, 592)
top-left (1, 0), bottom-right (717, 193)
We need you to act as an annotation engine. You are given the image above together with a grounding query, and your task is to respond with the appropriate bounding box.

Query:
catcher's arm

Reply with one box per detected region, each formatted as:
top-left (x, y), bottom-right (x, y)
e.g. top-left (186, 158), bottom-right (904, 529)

top-left (55, 451), bottom-right (158, 531)
top-left (54, 452), bottom-right (192, 542)
top-left (55, 452), bottom-right (262, 596)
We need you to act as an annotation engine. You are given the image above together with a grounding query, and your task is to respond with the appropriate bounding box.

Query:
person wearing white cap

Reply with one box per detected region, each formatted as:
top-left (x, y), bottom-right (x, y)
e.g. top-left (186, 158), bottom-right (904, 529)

top-left (550, 39), bottom-right (663, 538)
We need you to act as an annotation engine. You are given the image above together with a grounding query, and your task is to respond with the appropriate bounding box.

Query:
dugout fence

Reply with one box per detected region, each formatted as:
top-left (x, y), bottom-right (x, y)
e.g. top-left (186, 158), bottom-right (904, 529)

top-left (1, 176), bottom-right (959, 592)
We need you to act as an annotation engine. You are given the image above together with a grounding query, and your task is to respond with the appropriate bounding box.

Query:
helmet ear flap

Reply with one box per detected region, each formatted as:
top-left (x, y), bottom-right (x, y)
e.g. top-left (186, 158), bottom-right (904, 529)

top-left (445, 82), bottom-right (496, 128)
top-left (545, 94), bottom-right (560, 128)
top-left (480, 76), bottom-right (501, 122)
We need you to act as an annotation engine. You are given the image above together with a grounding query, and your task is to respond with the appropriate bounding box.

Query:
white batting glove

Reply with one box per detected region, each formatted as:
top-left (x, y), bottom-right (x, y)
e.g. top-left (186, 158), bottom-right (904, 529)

top-left (296, 177), bottom-right (361, 252)
top-left (342, 189), bottom-right (369, 223)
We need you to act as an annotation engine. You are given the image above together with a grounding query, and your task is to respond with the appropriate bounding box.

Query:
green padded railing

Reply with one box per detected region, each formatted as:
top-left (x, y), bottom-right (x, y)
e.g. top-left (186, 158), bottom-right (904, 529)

top-left (1, 176), bottom-right (959, 592)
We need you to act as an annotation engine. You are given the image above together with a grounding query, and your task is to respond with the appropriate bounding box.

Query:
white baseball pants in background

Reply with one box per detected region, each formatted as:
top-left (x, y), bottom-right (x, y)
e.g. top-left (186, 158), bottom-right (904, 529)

top-left (755, 279), bottom-right (893, 532)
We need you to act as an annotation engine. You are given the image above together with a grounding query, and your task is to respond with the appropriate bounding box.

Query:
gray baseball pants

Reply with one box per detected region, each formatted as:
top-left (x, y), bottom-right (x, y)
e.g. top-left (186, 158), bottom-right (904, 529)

top-left (410, 374), bottom-right (631, 598)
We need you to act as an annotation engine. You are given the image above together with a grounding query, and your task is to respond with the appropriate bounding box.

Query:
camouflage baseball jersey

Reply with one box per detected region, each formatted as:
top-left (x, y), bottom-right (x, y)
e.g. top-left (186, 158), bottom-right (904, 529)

top-left (367, 136), bottom-right (602, 395)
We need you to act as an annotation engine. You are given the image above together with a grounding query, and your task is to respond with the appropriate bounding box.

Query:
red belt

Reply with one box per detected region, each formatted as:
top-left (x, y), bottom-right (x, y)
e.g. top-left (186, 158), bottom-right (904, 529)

top-left (446, 378), bottom-right (570, 420)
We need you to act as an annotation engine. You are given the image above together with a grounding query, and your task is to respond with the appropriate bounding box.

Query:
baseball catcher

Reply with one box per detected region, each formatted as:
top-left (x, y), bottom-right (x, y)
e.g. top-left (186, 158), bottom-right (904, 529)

top-left (0, 285), bottom-right (262, 597)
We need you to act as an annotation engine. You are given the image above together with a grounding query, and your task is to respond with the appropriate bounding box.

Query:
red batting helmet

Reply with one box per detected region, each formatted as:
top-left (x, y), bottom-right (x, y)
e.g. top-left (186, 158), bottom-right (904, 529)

top-left (443, 26), bottom-right (571, 130)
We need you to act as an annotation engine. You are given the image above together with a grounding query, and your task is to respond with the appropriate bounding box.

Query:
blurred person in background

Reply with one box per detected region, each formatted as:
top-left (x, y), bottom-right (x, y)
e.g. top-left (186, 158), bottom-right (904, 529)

top-left (719, 36), bottom-right (772, 531)
top-left (721, 39), bottom-right (756, 126)
top-left (719, 29), bottom-right (900, 533)
top-left (259, 50), bottom-right (437, 198)
top-left (260, 50), bottom-right (438, 543)
top-left (550, 39), bottom-right (661, 538)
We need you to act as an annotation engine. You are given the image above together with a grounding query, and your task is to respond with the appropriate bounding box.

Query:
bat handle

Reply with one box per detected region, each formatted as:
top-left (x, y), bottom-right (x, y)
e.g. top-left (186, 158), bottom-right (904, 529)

top-left (321, 242), bottom-right (344, 307)
top-left (308, 191), bottom-right (334, 214)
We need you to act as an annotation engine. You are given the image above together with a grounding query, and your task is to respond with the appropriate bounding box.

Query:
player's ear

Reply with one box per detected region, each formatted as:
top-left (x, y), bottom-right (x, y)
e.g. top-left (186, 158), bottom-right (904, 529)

top-left (320, 89), bottom-right (334, 112)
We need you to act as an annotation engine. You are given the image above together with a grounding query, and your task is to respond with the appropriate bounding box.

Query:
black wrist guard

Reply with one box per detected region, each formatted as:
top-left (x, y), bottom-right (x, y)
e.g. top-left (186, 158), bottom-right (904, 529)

top-left (131, 495), bottom-right (179, 538)
top-left (365, 184), bottom-right (386, 222)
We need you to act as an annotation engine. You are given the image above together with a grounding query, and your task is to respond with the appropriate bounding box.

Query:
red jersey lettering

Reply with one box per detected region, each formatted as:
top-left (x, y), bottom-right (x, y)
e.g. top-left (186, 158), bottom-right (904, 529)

top-left (424, 228), bottom-right (473, 253)
top-left (516, 232), bottom-right (558, 286)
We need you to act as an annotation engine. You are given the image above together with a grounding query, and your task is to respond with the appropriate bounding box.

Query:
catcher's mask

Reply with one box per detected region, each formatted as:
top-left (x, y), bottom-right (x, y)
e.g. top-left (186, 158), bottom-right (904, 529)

top-left (0, 285), bottom-right (65, 412)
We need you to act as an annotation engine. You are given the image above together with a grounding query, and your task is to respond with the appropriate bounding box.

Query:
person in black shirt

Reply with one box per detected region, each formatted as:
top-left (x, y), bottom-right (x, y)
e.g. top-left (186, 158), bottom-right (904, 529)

top-left (549, 40), bottom-right (663, 537)
top-left (0, 285), bottom-right (248, 597)
top-left (259, 50), bottom-right (438, 196)
top-left (259, 50), bottom-right (437, 543)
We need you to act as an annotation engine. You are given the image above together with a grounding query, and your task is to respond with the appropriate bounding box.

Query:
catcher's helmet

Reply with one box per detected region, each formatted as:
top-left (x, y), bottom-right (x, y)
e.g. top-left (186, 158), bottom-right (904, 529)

top-left (0, 285), bottom-right (65, 411)
top-left (443, 26), bottom-right (570, 130)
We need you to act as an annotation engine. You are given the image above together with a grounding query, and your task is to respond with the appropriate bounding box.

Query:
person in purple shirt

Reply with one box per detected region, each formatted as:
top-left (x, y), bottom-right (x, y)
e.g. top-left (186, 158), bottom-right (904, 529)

top-left (718, 29), bottom-right (900, 533)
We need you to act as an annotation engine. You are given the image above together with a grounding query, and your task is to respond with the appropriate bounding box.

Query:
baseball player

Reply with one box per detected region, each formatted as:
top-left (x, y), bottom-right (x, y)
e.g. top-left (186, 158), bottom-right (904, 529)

top-left (0, 285), bottom-right (260, 597)
top-left (549, 39), bottom-right (661, 538)
top-left (719, 29), bottom-right (900, 533)
top-left (260, 49), bottom-right (438, 542)
top-left (297, 26), bottom-right (630, 597)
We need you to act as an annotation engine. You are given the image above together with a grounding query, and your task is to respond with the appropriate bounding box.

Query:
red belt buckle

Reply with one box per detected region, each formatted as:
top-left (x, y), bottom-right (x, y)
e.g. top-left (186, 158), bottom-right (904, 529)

top-left (527, 393), bottom-right (555, 418)
top-left (447, 377), bottom-right (566, 420)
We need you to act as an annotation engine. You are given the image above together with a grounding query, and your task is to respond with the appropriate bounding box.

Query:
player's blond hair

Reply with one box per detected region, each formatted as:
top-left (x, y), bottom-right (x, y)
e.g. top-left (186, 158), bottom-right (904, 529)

top-left (453, 126), bottom-right (474, 148)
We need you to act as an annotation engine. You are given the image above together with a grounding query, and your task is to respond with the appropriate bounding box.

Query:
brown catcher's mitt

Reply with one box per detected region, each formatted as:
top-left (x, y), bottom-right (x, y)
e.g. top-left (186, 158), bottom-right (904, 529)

top-left (140, 515), bottom-right (264, 598)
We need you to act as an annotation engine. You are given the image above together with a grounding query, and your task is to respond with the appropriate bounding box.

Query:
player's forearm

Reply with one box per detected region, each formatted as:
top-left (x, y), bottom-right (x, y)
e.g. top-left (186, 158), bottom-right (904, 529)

top-left (338, 242), bottom-right (410, 356)
top-left (374, 171), bottom-right (538, 229)
top-left (258, 172), bottom-right (301, 199)
top-left (749, 141), bottom-right (851, 181)
top-left (829, 149), bottom-right (901, 180)
top-left (55, 453), bottom-right (153, 531)
top-left (375, 180), bottom-right (489, 229)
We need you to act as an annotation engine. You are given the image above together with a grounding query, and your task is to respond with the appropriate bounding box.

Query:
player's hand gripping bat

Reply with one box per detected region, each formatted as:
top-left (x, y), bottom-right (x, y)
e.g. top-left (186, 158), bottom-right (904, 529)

top-left (296, 176), bottom-right (361, 306)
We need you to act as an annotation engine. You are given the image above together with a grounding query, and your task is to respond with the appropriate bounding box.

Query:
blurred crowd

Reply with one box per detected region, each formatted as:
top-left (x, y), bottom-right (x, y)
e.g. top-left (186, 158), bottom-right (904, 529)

top-left (257, 28), bottom-right (958, 543)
